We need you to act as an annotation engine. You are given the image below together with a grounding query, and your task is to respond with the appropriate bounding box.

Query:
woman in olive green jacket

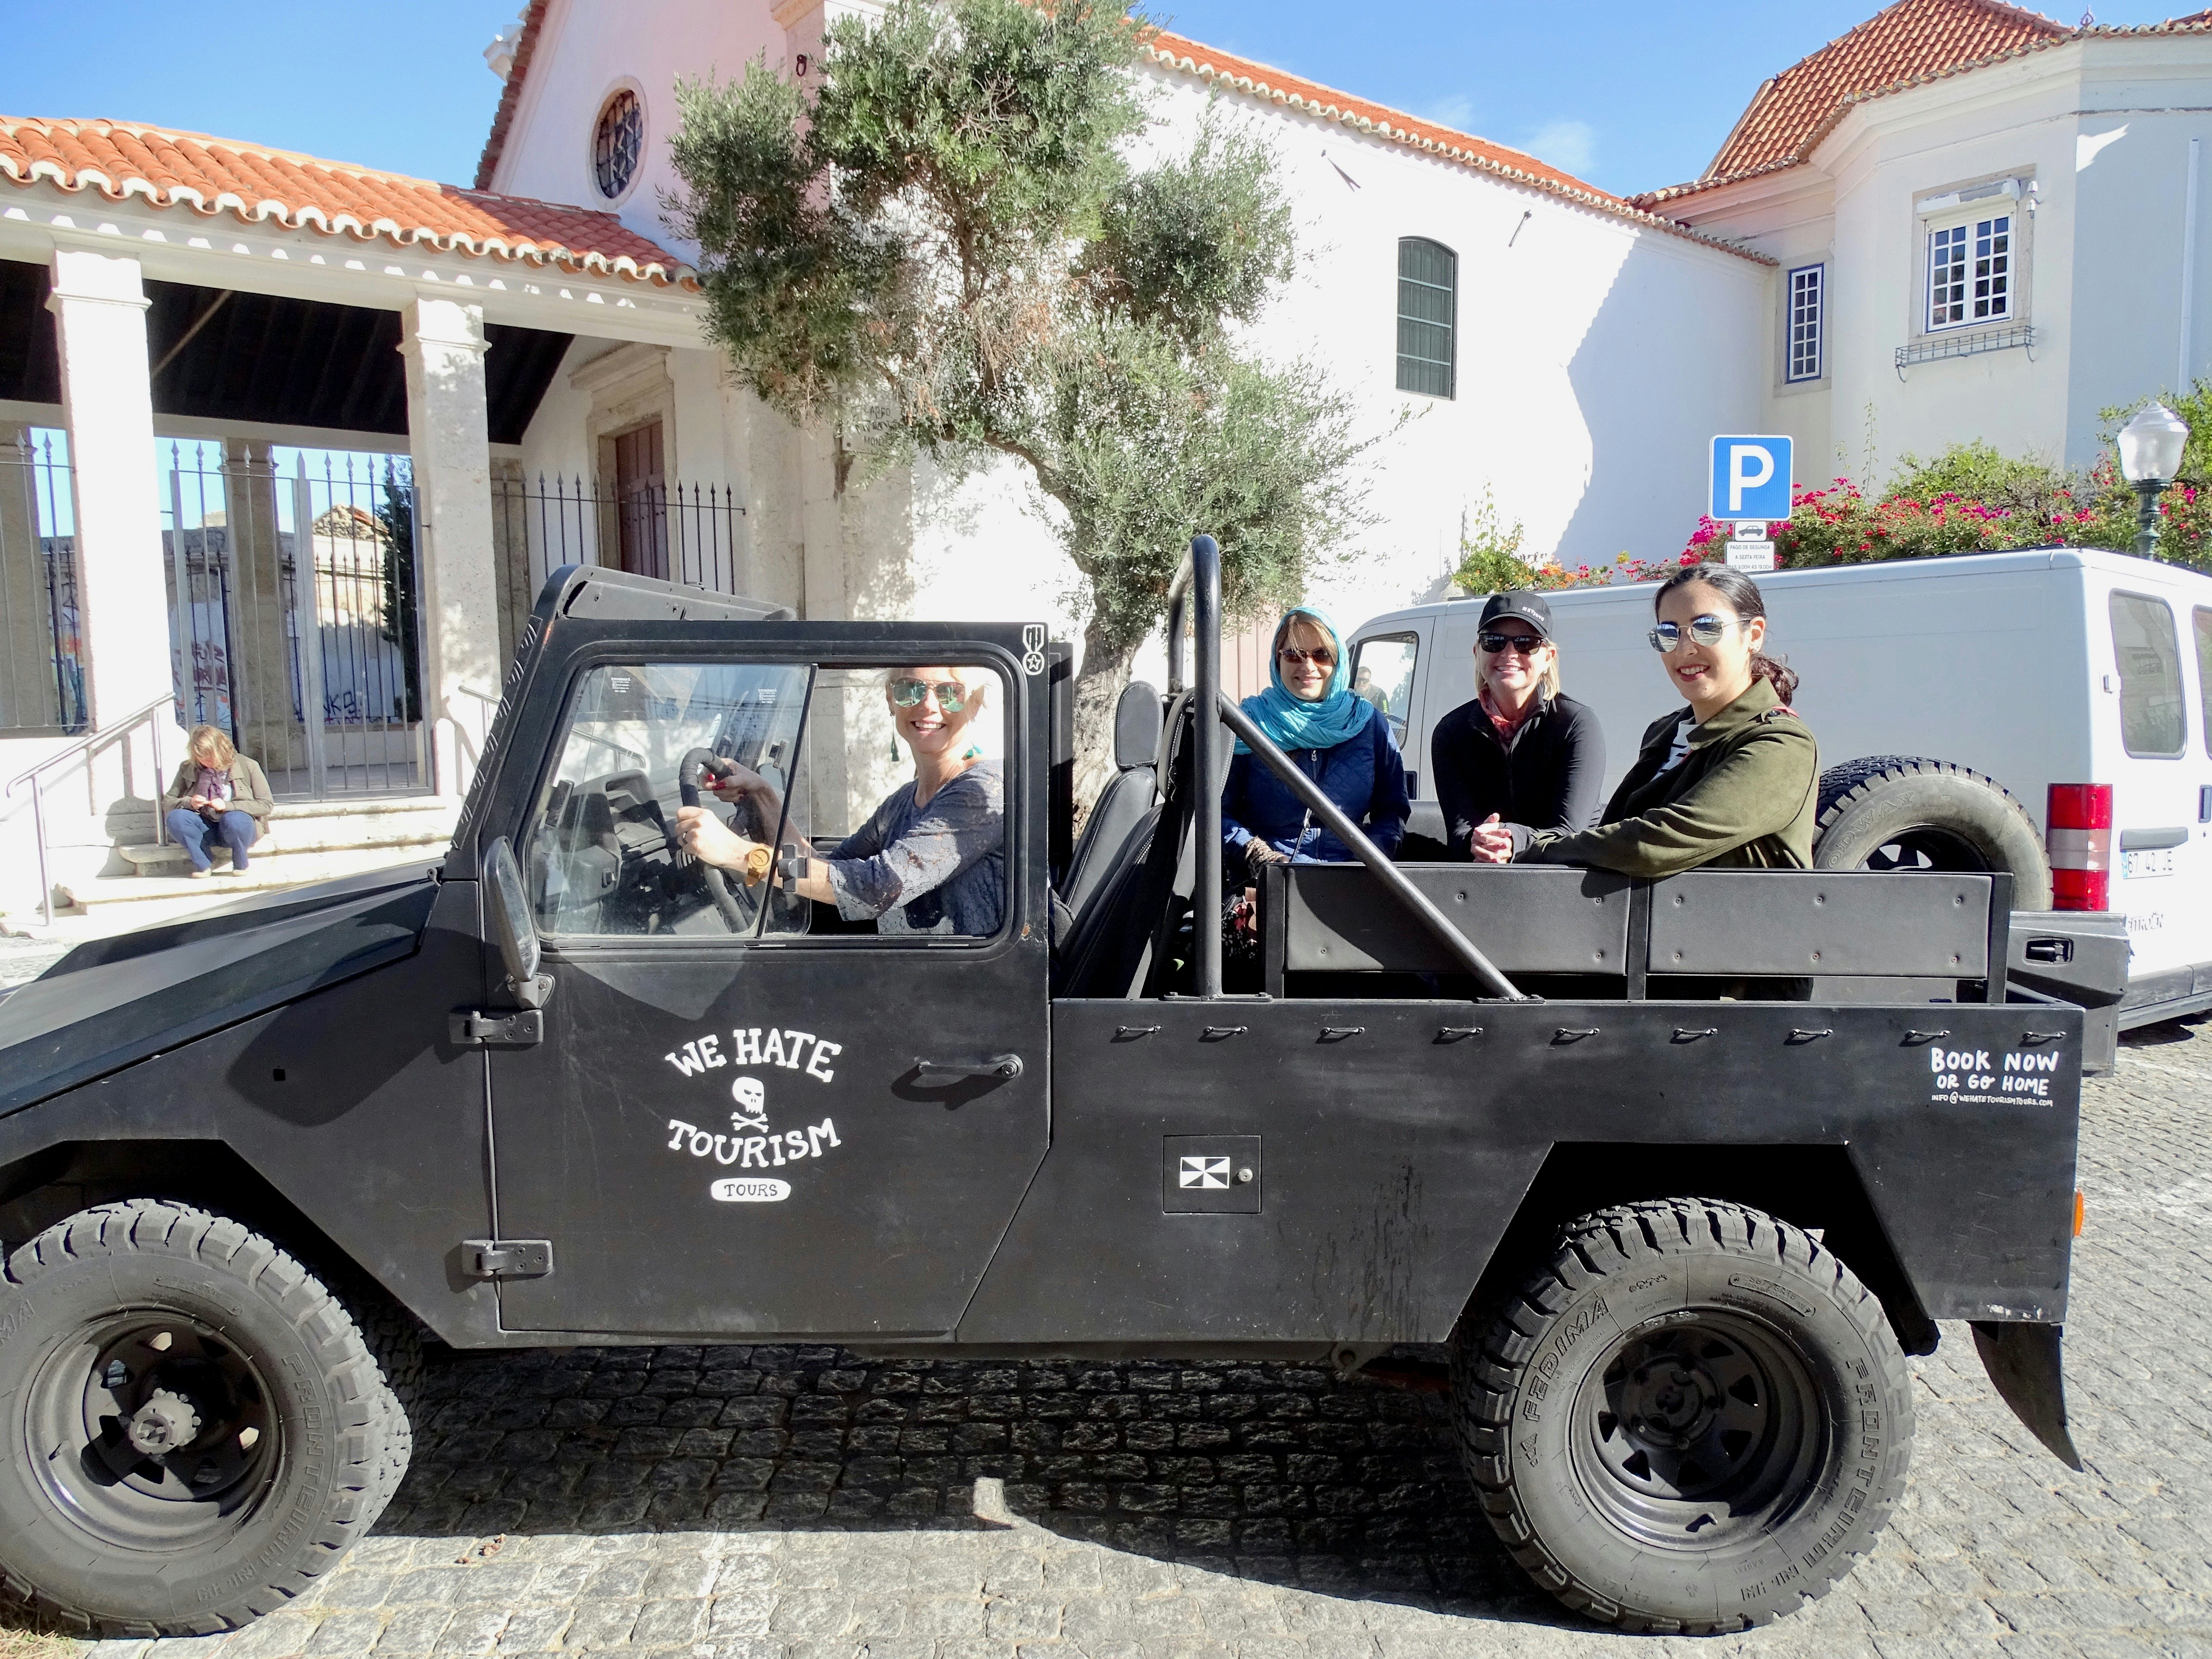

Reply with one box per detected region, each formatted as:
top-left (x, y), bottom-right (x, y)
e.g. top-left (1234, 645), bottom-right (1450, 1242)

top-left (1467, 566), bottom-right (1817, 877)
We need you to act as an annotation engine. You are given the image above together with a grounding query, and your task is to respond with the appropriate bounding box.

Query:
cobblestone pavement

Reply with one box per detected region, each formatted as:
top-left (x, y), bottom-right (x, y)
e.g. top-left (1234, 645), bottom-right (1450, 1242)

top-left (68, 1018), bottom-right (2212, 1659)
top-left (0, 937), bottom-right (68, 992)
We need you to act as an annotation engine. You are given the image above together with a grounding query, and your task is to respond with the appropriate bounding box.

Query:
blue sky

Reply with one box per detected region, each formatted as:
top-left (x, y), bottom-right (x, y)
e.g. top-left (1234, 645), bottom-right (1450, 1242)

top-left (1, 1), bottom-right (2187, 199)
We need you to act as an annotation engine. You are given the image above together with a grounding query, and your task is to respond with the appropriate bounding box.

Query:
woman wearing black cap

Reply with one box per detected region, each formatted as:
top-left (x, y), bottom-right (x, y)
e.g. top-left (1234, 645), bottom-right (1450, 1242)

top-left (1429, 591), bottom-right (1607, 859)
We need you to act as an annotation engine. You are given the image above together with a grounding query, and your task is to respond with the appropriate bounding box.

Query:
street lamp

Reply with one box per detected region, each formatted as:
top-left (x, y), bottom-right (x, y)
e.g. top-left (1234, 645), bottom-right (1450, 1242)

top-left (2117, 401), bottom-right (2191, 557)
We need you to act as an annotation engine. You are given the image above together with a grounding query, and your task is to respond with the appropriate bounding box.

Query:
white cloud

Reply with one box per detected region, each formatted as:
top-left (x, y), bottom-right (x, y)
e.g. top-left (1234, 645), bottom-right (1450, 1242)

top-left (1523, 118), bottom-right (1597, 175)
top-left (1421, 93), bottom-right (1479, 132)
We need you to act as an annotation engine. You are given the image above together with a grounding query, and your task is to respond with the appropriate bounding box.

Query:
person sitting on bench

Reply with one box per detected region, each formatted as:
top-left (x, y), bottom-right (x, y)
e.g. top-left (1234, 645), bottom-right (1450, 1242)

top-left (1467, 568), bottom-right (1816, 876)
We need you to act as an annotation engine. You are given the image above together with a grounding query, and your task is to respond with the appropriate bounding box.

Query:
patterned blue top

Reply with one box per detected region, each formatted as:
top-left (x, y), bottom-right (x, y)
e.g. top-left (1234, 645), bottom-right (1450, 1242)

top-left (825, 761), bottom-right (1005, 935)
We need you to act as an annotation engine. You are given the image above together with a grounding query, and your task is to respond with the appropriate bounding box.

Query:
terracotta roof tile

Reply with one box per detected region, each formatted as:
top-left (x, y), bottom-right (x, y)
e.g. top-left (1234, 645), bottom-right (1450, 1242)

top-left (477, 0), bottom-right (549, 192)
top-left (1636, 1), bottom-right (2212, 207)
top-left (1138, 30), bottom-right (1765, 261)
top-left (3, 116), bottom-right (694, 288)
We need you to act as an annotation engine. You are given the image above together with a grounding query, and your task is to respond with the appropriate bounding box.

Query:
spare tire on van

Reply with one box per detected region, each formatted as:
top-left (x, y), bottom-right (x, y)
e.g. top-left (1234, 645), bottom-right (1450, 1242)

top-left (1813, 755), bottom-right (2053, 912)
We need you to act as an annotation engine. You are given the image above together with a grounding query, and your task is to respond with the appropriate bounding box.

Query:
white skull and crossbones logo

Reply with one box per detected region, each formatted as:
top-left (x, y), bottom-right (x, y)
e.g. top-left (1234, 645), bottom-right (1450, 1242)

top-left (730, 1075), bottom-right (769, 1133)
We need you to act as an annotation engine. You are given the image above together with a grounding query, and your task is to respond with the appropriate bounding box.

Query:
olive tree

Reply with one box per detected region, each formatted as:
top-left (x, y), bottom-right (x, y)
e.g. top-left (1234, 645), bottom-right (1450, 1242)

top-left (665, 0), bottom-right (1373, 805)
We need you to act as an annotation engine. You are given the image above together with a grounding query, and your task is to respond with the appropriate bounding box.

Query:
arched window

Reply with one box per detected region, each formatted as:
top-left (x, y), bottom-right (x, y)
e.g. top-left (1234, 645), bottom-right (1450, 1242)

top-left (593, 89), bottom-right (644, 201)
top-left (1397, 237), bottom-right (1457, 399)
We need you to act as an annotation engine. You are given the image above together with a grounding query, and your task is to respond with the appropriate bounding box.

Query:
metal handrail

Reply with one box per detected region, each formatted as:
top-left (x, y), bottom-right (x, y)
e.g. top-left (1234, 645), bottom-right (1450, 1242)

top-left (6, 693), bottom-right (180, 928)
top-left (4, 693), bottom-right (178, 797)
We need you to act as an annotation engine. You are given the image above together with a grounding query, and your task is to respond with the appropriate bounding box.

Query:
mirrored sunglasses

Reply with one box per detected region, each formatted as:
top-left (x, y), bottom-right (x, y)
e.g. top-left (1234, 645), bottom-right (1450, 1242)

top-left (1647, 616), bottom-right (1747, 654)
top-left (889, 677), bottom-right (968, 712)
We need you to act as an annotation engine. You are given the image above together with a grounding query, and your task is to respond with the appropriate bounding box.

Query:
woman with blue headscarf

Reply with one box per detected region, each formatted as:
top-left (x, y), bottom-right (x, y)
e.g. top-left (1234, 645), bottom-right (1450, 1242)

top-left (1223, 607), bottom-right (1409, 871)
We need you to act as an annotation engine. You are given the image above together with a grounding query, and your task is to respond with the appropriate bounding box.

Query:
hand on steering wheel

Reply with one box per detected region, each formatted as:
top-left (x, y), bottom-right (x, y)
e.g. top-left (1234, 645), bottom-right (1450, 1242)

top-left (675, 806), bottom-right (769, 883)
top-left (706, 758), bottom-right (778, 809)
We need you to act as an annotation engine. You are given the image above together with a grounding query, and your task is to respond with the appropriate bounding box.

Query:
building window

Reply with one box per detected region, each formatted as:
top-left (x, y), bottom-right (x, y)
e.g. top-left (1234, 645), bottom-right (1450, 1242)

top-left (1785, 264), bottom-right (1824, 382)
top-left (1396, 238), bottom-right (1456, 399)
top-left (593, 89), bottom-right (644, 201)
top-left (1927, 214), bottom-right (2011, 331)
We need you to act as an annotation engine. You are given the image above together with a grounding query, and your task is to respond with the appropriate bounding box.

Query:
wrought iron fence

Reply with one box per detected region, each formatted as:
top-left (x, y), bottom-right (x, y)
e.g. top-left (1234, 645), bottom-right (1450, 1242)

top-left (160, 442), bottom-right (426, 796)
top-left (494, 472), bottom-right (745, 600)
top-left (0, 432), bottom-right (87, 734)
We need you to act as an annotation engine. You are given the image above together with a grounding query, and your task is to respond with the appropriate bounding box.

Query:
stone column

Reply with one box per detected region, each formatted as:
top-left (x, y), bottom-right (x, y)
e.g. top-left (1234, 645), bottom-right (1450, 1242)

top-left (218, 439), bottom-right (298, 784)
top-left (401, 295), bottom-right (500, 800)
top-left (47, 246), bottom-right (175, 851)
top-left (0, 418), bottom-right (62, 731)
top-left (489, 455), bottom-right (529, 669)
top-left (48, 248), bottom-right (172, 731)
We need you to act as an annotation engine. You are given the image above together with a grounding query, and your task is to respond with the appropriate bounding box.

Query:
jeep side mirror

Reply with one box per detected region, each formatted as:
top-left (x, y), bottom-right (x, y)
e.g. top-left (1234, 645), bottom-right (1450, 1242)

top-left (484, 837), bottom-right (553, 1009)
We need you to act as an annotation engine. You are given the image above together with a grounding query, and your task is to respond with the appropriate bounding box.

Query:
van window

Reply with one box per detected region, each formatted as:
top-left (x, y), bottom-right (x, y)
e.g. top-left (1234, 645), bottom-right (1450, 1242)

top-left (2110, 592), bottom-right (2186, 757)
top-left (1351, 633), bottom-right (1417, 749)
top-left (2197, 608), bottom-right (2212, 757)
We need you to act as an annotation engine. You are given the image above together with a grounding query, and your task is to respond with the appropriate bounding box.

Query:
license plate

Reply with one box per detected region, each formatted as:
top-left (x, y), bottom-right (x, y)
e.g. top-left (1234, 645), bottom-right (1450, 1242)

top-left (2122, 847), bottom-right (2176, 879)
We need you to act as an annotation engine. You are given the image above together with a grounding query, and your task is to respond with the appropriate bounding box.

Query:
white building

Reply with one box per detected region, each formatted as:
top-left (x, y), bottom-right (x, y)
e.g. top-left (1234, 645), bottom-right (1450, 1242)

top-left (2, 0), bottom-right (2209, 926)
top-left (476, 1), bottom-right (1769, 632)
top-left (1634, 0), bottom-right (2212, 481)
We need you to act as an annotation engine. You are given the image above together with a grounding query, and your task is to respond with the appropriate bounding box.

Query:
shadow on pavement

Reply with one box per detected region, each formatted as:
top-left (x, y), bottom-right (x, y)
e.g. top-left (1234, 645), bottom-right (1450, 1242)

top-left (373, 1344), bottom-right (1575, 1625)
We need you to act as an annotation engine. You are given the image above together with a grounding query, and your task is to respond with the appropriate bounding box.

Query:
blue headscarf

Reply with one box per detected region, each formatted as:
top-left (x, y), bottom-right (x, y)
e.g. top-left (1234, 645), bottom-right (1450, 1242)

top-left (1235, 607), bottom-right (1374, 754)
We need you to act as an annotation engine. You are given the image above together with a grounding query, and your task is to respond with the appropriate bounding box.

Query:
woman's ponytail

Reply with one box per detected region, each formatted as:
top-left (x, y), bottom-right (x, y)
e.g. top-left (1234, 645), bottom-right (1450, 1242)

top-left (1652, 564), bottom-right (1801, 704)
top-left (1749, 650), bottom-right (1799, 705)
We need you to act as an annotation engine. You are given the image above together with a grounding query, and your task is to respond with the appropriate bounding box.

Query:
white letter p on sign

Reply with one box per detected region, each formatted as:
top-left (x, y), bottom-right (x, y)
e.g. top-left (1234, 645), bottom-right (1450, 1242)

top-left (1728, 444), bottom-right (1774, 514)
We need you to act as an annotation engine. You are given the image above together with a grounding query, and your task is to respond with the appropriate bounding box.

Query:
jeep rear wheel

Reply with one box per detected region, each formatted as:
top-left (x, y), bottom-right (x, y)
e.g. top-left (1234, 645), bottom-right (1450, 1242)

top-left (1451, 1199), bottom-right (1913, 1634)
top-left (1814, 755), bottom-right (2052, 911)
top-left (0, 1201), bottom-right (412, 1639)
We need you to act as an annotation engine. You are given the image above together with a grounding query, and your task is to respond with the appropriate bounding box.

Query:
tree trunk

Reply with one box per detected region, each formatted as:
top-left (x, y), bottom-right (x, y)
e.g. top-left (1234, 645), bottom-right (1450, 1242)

top-left (1070, 617), bottom-right (1141, 828)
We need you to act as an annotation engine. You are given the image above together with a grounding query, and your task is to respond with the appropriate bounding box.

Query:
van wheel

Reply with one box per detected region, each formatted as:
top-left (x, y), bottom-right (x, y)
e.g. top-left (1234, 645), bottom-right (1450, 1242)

top-left (0, 1201), bottom-right (412, 1639)
top-left (1814, 755), bottom-right (2052, 911)
top-left (1450, 1199), bottom-right (1913, 1634)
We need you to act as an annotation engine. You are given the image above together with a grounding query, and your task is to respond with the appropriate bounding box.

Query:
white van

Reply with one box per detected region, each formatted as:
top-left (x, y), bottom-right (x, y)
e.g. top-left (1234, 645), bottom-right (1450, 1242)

top-left (1348, 547), bottom-right (2212, 1029)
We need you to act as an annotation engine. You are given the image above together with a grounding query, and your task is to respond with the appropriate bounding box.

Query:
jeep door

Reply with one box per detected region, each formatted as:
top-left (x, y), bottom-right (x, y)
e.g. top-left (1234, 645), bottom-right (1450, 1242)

top-left (483, 630), bottom-right (1049, 1338)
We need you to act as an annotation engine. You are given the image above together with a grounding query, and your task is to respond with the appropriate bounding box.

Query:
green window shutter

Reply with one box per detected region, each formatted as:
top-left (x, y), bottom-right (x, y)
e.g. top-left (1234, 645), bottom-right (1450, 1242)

top-left (1397, 238), bottom-right (1456, 399)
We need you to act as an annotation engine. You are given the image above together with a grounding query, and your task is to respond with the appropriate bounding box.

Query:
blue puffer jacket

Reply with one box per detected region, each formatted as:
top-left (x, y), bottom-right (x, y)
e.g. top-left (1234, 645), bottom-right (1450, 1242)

top-left (1222, 700), bottom-right (1409, 864)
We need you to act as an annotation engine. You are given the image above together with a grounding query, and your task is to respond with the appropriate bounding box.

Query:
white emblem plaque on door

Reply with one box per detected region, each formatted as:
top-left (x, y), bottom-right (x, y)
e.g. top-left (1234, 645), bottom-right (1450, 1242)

top-left (1163, 1135), bottom-right (1260, 1214)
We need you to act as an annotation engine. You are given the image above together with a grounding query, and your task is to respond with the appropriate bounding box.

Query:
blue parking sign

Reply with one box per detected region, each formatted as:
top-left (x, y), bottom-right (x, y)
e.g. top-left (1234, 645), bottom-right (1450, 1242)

top-left (1709, 435), bottom-right (1793, 521)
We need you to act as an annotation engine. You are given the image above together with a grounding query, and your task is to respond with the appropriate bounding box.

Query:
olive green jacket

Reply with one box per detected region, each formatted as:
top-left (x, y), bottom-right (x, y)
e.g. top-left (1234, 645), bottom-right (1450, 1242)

top-left (1516, 678), bottom-right (1817, 878)
top-left (163, 755), bottom-right (275, 828)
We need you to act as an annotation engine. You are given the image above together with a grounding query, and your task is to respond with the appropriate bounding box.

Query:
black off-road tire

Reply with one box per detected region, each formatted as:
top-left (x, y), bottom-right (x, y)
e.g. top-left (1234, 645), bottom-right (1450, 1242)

top-left (0, 1201), bottom-right (415, 1639)
top-left (1451, 1199), bottom-right (1913, 1634)
top-left (1814, 755), bottom-right (2052, 911)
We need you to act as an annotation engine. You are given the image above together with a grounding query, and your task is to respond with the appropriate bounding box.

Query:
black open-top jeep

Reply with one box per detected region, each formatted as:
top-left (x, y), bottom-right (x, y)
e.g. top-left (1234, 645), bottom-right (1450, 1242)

top-left (0, 541), bottom-right (2114, 1639)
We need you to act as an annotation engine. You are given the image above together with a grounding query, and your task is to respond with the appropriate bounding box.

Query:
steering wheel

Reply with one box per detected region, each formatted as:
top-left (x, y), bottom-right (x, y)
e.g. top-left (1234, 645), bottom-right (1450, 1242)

top-left (678, 748), bottom-right (753, 934)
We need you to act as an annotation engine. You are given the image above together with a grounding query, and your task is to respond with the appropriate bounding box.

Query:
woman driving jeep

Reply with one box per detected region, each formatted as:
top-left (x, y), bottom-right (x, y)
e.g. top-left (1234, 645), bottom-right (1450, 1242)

top-left (676, 665), bottom-right (1005, 934)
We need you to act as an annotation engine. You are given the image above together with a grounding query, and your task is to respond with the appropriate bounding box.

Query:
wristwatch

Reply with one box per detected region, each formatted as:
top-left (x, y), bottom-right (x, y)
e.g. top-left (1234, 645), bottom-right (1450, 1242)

top-left (740, 844), bottom-right (773, 887)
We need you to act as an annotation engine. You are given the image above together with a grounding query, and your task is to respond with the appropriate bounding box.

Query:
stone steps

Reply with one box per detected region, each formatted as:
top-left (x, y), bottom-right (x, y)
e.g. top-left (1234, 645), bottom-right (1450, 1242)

top-left (116, 796), bottom-right (457, 874)
top-left (63, 795), bottom-right (459, 913)
top-left (61, 846), bottom-right (448, 910)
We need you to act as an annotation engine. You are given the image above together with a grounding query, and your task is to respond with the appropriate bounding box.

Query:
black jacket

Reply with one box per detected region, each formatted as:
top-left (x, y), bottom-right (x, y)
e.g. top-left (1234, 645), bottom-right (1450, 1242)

top-left (1430, 690), bottom-right (1606, 858)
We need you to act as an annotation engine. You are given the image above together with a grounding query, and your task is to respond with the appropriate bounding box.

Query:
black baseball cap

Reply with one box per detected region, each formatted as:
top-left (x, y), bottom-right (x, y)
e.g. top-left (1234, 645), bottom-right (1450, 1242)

top-left (1477, 591), bottom-right (1552, 640)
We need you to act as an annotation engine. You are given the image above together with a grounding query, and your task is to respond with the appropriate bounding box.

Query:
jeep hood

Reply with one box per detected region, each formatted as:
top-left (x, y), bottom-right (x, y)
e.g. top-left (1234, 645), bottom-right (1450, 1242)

top-left (0, 864), bottom-right (442, 1117)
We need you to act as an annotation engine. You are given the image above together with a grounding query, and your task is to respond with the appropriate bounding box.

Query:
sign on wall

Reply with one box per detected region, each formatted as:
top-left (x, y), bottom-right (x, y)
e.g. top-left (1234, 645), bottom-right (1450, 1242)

top-left (1708, 434), bottom-right (1794, 523)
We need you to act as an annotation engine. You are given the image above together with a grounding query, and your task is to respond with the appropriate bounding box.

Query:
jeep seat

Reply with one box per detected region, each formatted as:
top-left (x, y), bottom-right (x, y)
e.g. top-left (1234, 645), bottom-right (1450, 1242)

top-left (1059, 682), bottom-right (1162, 920)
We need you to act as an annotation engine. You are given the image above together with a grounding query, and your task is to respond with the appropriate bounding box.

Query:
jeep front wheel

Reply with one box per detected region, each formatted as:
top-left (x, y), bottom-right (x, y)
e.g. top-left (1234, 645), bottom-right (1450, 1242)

top-left (1451, 1199), bottom-right (1913, 1634)
top-left (0, 1201), bottom-right (413, 1639)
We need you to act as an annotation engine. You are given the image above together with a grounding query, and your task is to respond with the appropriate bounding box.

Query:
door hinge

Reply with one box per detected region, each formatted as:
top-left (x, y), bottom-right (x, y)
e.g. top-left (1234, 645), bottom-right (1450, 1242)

top-left (449, 1008), bottom-right (544, 1047)
top-left (460, 1239), bottom-right (553, 1280)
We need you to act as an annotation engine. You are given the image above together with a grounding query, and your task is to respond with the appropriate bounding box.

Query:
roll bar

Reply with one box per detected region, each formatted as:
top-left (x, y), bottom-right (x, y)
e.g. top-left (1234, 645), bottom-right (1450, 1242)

top-left (1167, 538), bottom-right (1225, 996)
top-left (1165, 536), bottom-right (1528, 1003)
